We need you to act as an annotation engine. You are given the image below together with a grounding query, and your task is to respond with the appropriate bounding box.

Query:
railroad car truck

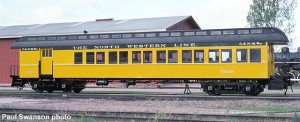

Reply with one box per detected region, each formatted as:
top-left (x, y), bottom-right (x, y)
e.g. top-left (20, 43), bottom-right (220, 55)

top-left (10, 27), bottom-right (293, 95)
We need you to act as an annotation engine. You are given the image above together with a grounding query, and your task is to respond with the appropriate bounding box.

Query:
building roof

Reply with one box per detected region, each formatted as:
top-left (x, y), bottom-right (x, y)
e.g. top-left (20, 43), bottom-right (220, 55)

top-left (11, 27), bottom-right (288, 49)
top-left (0, 16), bottom-right (200, 38)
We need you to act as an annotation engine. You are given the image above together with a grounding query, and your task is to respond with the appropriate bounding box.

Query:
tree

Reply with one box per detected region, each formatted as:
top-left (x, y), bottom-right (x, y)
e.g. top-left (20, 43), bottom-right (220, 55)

top-left (247, 0), bottom-right (297, 46)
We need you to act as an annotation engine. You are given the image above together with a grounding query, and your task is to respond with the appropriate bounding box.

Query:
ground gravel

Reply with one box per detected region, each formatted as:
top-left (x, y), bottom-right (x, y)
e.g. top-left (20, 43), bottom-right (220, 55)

top-left (0, 96), bottom-right (299, 115)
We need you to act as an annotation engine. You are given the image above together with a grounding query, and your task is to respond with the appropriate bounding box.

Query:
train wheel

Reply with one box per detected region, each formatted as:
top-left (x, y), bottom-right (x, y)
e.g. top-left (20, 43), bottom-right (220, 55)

top-left (206, 84), bottom-right (215, 95)
top-left (32, 81), bottom-right (44, 93)
top-left (243, 83), bottom-right (255, 96)
top-left (244, 82), bottom-right (264, 96)
top-left (73, 88), bottom-right (83, 93)
top-left (62, 83), bottom-right (72, 93)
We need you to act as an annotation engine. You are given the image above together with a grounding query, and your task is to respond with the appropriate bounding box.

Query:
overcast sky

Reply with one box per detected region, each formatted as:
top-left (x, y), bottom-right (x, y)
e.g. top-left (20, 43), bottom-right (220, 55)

top-left (0, 0), bottom-right (299, 50)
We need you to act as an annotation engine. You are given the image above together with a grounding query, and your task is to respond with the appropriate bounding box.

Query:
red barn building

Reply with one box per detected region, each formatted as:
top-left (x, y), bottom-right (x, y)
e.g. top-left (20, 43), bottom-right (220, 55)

top-left (0, 16), bottom-right (200, 85)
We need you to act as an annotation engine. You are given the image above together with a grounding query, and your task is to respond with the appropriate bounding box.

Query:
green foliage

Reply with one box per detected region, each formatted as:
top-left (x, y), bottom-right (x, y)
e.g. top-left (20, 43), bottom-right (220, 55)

top-left (247, 0), bottom-right (297, 45)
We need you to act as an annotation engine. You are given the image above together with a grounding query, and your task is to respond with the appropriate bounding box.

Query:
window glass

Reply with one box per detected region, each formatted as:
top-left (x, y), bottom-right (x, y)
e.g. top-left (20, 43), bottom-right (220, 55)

top-left (74, 52), bottom-right (82, 64)
top-left (48, 49), bottom-right (52, 57)
top-left (221, 49), bottom-right (232, 63)
top-left (45, 49), bottom-right (49, 57)
top-left (157, 51), bottom-right (166, 63)
top-left (86, 52), bottom-right (94, 64)
top-left (109, 52), bottom-right (117, 64)
top-left (42, 49), bottom-right (52, 57)
top-left (194, 50), bottom-right (204, 63)
top-left (168, 50), bottom-right (178, 63)
top-left (209, 50), bottom-right (219, 63)
top-left (96, 52), bottom-right (105, 64)
top-left (182, 50), bottom-right (192, 63)
top-left (143, 51), bottom-right (152, 63)
top-left (250, 49), bottom-right (261, 62)
top-left (42, 49), bottom-right (46, 57)
top-left (237, 49), bottom-right (247, 62)
top-left (119, 51), bottom-right (128, 64)
top-left (132, 51), bottom-right (141, 63)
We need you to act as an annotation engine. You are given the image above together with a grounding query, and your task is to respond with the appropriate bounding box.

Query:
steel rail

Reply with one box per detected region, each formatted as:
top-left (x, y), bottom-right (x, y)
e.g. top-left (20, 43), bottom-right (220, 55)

top-left (1, 92), bottom-right (300, 101)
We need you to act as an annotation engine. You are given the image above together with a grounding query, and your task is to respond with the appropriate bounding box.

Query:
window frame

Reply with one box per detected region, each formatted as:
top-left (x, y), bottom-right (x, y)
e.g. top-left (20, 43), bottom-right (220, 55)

top-left (96, 52), bottom-right (105, 64)
top-left (156, 50), bottom-right (166, 63)
top-left (109, 52), bottom-right (117, 64)
top-left (221, 49), bottom-right (232, 63)
top-left (236, 49), bottom-right (247, 63)
top-left (168, 50), bottom-right (178, 63)
top-left (132, 51), bottom-right (141, 64)
top-left (119, 51), bottom-right (128, 64)
top-left (74, 52), bottom-right (83, 64)
top-left (143, 51), bottom-right (152, 63)
top-left (250, 48), bottom-right (261, 62)
top-left (86, 52), bottom-right (95, 64)
top-left (182, 50), bottom-right (192, 63)
top-left (48, 49), bottom-right (52, 57)
top-left (194, 50), bottom-right (204, 63)
top-left (209, 49), bottom-right (219, 63)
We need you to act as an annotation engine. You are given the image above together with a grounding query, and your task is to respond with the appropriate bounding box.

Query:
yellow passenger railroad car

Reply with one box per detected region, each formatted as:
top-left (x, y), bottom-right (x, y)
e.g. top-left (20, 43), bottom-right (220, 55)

top-left (11, 27), bottom-right (288, 95)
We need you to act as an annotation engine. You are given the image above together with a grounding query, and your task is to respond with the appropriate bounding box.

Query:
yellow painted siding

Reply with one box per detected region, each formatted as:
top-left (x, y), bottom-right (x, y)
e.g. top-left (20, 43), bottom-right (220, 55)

top-left (49, 45), bottom-right (270, 79)
top-left (40, 48), bottom-right (53, 74)
top-left (53, 63), bottom-right (268, 79)
top-left (19, 50), bottom-right (39, 78)
top-left (18, 44), bottom-right (272, 79)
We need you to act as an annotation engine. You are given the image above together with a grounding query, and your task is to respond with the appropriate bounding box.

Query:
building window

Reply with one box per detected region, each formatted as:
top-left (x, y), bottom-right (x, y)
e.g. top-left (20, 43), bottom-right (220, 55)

top-left (143, 51), bottom-right (152, 63)
top-left (96, 52), bottom-right (105, 64)
top-left (182, 50), bottom-right (192, 63)
top-left (109, 52), bottom-right (117, 64)
top-left (221, 49), bottom-right (232, 63)
top-left (74, 52), bottom-right (82, 64)
top-left (86, 52), bottom-right (94, 64)
top-left (250, 49), bottom-right (261, 62)
top-left (132, 51), bottom-right (141, 63)
top-left (237, 49), bottom-right (247, 62)
top-left (209, 49), bottom-right (219, 63)
top-left (157, 51), bottom-right (166, 63)
top-left (119, 51), bottom-right (128, 64)
top-left (168, 50), bottom-right (178, 63)
top-left (194, 50), bottom-right (204, 63)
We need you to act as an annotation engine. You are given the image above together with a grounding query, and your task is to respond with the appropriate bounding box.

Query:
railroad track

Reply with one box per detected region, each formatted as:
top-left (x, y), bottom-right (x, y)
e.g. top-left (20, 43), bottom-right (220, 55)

top-left (1, 92), bottom-right (300, 101)
top-left (0, 108), bottom-right (294, 122)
